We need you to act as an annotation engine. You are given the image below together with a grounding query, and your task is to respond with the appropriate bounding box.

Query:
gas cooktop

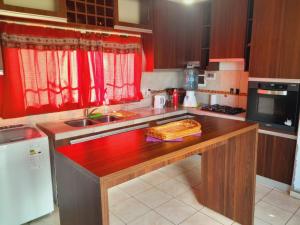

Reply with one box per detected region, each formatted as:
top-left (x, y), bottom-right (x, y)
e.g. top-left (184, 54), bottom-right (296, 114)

top-left (201, 104), bottom-right (246, 115)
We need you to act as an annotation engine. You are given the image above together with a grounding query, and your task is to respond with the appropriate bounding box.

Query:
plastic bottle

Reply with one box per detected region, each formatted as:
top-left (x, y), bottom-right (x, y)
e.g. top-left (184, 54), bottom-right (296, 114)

top-left (173, 89), bottom-right (179, 108)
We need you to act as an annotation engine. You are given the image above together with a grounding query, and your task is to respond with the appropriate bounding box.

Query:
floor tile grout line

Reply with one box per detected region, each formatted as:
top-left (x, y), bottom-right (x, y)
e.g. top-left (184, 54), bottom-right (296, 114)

top-left (131, 189), bottom-right (173, 210)
top-left (153, 198), bottom-right (198, 225)
top-left (255, 200), bottom-right (295, 225)
top-left (254, 217), bottom-right (272, 225)
top-left (200, 207), bottom-right (233, 225)
top-left (110, 211), bottom-right (126, 225)
top-left (149, 198), bottom-right (179, 225)
top-left (176, 210), bottom-right (199, 225)
top-left (284, 205), bottom-right (300, 225)
top-left (260, 188), bottom-right (300, 214)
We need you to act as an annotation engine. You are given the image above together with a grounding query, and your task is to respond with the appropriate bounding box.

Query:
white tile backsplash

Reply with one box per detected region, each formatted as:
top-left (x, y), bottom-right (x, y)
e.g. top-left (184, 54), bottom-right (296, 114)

top-left (203, 71), bottom-right (248, 92)
top-left (198, 70), bottom-right (249, 108)
top-left (141, 70), bottom-right (184, 91)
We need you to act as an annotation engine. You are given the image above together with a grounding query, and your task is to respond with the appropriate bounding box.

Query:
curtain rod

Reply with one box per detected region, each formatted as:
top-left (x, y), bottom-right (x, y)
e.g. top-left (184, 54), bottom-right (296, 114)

top-left (0, 19), bottom-right (141, 38)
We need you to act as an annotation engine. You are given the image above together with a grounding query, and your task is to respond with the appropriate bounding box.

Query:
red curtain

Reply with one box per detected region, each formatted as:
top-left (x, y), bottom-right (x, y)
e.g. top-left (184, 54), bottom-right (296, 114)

top-left (0, 22), bottom-right (143, 118)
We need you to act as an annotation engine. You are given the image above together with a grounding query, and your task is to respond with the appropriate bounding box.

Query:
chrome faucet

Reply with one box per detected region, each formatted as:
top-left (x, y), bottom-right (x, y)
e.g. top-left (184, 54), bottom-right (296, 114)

top-left (84, 108), bottom-right (98, 118)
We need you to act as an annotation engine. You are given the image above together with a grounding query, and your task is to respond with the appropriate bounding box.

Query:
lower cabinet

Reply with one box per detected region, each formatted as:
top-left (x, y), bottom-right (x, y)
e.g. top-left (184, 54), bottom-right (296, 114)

top-left (257, 133), bottom-right (297, 185)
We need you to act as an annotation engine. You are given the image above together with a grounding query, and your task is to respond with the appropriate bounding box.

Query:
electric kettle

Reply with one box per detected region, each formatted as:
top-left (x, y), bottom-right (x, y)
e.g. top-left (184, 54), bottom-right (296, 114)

top-left (154, 95), bottom-right (166, 109)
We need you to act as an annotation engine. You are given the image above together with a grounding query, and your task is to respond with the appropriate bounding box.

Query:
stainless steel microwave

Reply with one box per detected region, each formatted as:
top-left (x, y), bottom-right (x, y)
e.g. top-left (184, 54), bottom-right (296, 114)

top-left (246, 81), bottom-right (300, 132)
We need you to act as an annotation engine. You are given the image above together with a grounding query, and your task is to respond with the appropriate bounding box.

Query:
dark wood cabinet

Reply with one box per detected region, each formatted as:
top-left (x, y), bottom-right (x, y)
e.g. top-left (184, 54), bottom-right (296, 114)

top-left (209, 0), bottom-right (248, 60)
top-left (257, 133), bottom-right (296, 185)
top-left (250, 0), bottom-right (300, 79)
top-left (152, 0), bottom-right (210, 69)
top-left (152, 0), bottom-right (183, 69)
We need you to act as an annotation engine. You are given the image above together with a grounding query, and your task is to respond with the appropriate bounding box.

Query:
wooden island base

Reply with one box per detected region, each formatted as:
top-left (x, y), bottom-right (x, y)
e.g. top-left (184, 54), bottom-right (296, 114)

top-left (55, 115), bottom-right (258, 225)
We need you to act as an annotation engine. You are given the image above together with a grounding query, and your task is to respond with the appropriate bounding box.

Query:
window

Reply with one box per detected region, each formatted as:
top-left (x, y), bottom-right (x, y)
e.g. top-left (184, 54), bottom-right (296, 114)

top-left (0, 22), bottom-right (143, 118)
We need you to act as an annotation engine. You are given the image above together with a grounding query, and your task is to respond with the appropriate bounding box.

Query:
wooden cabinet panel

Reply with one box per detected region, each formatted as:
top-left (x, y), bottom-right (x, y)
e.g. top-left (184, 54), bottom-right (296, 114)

top-left (249, 0), bottom-right (284, 78)
top-left (153, 0), bottom-right (185, 69)
top-left (209, 0), bottom-right (248, 59)
top-left (257, 133), bottom-right (296, 184)
top-left (250, 0), bottom-right (300, 78)
top-left (277, 0), bottom-right (300, 79)
top-left (153, 1), bottom-right (208, 69)
top-left (183, 4), bottom-right (203, 63)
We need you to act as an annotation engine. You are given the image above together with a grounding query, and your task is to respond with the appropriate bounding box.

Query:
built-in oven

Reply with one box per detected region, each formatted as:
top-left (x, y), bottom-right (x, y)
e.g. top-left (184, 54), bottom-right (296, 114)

top-left (247, 81), bottom-right (300, 132)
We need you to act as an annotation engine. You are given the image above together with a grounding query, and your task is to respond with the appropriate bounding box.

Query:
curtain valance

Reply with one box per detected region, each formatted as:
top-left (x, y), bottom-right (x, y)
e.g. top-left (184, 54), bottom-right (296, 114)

top-left (0, 22), bottom-right (142, 53)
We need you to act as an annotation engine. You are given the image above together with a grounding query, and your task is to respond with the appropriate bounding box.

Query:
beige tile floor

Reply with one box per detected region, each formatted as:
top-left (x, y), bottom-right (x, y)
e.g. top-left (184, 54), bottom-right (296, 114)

top-left (29, 155), bottom-right (300, 225)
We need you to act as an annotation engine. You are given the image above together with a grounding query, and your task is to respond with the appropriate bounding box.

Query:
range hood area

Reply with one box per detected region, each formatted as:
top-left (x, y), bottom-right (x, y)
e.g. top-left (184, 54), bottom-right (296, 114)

top-left (206, 60), bottom-right (245, 71)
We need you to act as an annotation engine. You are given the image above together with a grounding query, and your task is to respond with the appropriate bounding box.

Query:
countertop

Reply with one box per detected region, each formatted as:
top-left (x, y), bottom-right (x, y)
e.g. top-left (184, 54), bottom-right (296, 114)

top-left (56, 115), bottom-right (257, 178)
top-left (37, 107), bottom-right (247, 140)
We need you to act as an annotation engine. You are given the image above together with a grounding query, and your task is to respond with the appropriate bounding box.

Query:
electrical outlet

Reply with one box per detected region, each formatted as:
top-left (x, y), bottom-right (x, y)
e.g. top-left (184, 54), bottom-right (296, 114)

top-left (205, 72), bottom-right (216, 80)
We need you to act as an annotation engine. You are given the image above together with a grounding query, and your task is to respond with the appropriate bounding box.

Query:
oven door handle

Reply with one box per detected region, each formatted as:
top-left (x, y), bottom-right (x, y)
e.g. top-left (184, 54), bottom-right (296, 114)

top-left (257, 89), bottom-right (288, 96)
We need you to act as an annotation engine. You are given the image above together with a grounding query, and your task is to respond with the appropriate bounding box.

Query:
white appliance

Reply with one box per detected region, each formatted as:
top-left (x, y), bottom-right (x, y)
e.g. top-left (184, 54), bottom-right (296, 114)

top-left (154, 95), bottom-right (166, 109)
top-left (183, 90), bottom-right (198, 107)
top-left (209, 94), bottom-right (218, 105)
top-left (0, 125), bottom-right (54, 225)
top-left (183, 62), bottom-right (199, 107)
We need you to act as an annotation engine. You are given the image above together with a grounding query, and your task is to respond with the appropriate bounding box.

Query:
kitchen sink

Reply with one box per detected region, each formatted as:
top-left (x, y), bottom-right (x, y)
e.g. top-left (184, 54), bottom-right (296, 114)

top-left (65, 119), bottom-right (98, 127)
top-left (92, 115), bottom-right (121, 123)
top-left (65, 116), bottom-right (121, 127)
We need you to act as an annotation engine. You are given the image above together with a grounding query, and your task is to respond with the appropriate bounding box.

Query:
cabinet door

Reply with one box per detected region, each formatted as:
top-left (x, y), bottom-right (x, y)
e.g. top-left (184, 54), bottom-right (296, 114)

top-left (183, 4), bottom-right (204, 63)
top-left (153, 1), bottom-right (207, 69)
top-left (153, 0), bottom-right (184, 69)
top-left (249, 0), bottom-right (284, 78)
top-left (257, 133), bottom-right (296, 185)
top-left (250, 0), bottom-right (300, 78)
top-left (277, 0), bottom-right (300, 79)
top-left (209, 0), bottom-right (248, 59)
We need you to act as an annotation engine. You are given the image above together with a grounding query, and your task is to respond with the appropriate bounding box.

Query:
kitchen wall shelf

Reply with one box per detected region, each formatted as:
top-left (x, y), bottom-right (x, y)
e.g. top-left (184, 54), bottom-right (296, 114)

top-left (66, 0), bottom-right (114, 27)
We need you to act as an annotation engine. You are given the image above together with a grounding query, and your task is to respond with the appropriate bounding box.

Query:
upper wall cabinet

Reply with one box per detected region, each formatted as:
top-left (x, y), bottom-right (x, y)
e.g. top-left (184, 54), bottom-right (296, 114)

top-left (0, 0), bottom-right (66, 20)
top-left (152, 0), bottom-right (210, 69)
top-left (250, 0), bottom-right (300, 79)
top-left (114, 0), bottom-right (153, 31)
top-left (152, 0), bottom-right (184, 69)
top-left (209, 0), bottom-right (248, 60)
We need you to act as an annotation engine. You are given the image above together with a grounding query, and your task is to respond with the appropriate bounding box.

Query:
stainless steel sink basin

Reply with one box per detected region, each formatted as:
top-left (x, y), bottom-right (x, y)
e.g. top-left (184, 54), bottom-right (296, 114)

top-left (65, 119), bottom-right (98, 127)
top-left (65, 116), bottom-right (121, 127)
top-left (92, 115), bottom-right (121, 123)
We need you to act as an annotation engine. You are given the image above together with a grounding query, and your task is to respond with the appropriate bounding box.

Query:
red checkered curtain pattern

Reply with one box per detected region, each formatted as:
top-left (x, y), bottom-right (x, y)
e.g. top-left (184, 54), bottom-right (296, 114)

top-left (0, 22), bottom-right (143, 118)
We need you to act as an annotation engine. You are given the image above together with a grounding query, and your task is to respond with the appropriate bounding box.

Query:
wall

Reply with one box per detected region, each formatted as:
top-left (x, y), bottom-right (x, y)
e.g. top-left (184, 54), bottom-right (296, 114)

top-left (0, 71), bottom-right (184, 126)
top-left (141, 70), bottom-right (184, 92)
top-left (196, 70), bottom-right (249, 109)
top-left (292, 119), bottom-right (300, 193)
top-left (3, 0), bottom-right (56, 11)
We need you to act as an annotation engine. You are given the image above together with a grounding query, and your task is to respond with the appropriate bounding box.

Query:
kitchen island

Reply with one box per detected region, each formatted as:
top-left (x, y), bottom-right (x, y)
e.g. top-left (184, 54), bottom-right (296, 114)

top-left (55, 114), bottom-right (258, 225)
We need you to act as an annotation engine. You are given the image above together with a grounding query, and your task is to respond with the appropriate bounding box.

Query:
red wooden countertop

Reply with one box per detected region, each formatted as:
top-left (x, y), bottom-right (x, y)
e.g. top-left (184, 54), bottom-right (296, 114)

top-left (56, 115), bottom-right (257, 178)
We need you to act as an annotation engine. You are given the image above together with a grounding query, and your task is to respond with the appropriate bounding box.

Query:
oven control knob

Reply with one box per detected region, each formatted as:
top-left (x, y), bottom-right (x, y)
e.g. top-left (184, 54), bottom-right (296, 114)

top-left (284, 119), bottom-right (292, 126)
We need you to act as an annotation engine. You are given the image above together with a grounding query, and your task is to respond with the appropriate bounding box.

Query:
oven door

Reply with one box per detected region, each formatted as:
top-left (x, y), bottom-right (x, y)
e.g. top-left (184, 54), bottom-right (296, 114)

top-left (247, 82), bottom-right (300, 131)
